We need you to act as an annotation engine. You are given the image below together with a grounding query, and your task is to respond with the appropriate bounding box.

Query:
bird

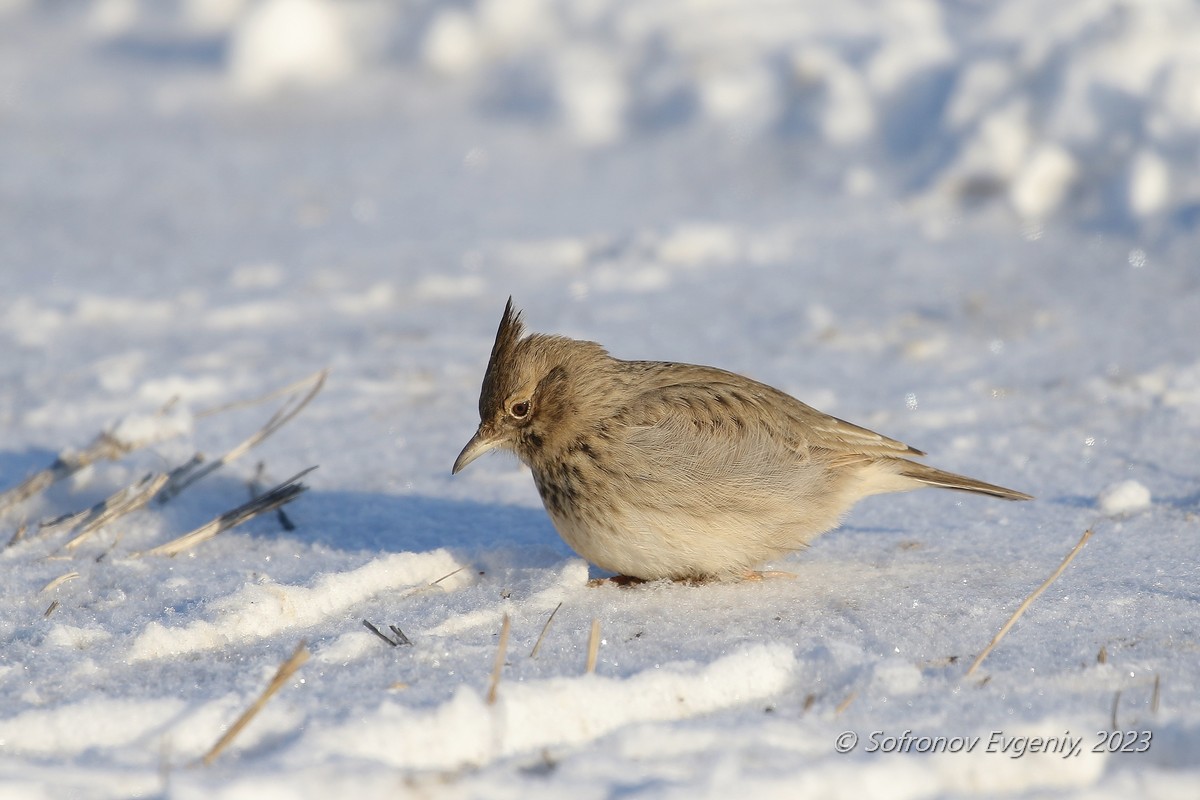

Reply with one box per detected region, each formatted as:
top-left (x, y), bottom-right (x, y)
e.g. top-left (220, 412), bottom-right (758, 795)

top-left (453, 298), bottom-right (1032, 582)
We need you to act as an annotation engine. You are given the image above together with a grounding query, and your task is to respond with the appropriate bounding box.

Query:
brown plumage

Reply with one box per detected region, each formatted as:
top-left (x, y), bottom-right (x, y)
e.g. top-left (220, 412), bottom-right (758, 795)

top-left (453, 298), bottom-right (1032, 581)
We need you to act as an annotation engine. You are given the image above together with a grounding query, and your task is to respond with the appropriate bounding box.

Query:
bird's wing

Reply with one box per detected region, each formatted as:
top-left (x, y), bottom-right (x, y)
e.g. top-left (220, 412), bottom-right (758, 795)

top-left (616, 362), bottom-right (923, 460)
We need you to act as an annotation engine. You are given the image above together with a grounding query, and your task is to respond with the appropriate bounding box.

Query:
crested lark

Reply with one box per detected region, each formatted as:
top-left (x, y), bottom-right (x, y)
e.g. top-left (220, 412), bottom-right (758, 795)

top-left (453, 299), bottom-right (1032, 581)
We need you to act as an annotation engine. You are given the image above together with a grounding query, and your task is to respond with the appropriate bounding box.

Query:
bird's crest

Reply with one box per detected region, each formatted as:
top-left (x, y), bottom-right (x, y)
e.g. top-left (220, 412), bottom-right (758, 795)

top-left (478, 297), bottom-right (526, 417)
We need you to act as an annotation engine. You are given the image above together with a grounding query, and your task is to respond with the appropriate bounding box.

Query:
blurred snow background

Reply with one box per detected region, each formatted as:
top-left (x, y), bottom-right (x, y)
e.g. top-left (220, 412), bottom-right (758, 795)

top-left (51, 0), bottom-right (1200, 229)
top-left (1, 1), bottom-right (1198, 798)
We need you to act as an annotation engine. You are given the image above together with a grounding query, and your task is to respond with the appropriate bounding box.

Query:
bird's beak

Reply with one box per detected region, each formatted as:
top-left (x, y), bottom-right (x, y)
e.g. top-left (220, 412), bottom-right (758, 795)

top-left (452, 426), bottom-right (504, 474)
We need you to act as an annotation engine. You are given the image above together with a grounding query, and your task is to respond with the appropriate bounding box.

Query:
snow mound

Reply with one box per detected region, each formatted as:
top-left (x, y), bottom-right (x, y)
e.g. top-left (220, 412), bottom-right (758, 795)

top-left (304, 643), bottom-right (796, 770)
top-left (408, 0), bottom-right (1200, 226)
top-left (61, 0), bottom-right (1200, 229)
top-left (128, 550), bottom-right (467, 661)
top-left (0, 697), bottom-right (186, 755)
top-left (1098, 480), bottom-right (1152, 516)
top-left (227, 0), bottom-right (357, 96)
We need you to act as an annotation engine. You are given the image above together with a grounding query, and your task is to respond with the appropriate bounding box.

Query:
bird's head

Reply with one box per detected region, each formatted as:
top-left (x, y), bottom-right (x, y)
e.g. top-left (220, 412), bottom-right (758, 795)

top-left (452, 298), bottom-right (610, 474)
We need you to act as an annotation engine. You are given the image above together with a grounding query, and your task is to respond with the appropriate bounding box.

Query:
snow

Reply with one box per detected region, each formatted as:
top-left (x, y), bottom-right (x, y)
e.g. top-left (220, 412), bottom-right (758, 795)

top-left (106, 407), bottom-right (194, 449)
top-left (1097, 480), bottom-right (1152, 516)
top-left (227, 0), bottom-right (357, 97)
top-left (1, 1), bottom-right (1199, 798)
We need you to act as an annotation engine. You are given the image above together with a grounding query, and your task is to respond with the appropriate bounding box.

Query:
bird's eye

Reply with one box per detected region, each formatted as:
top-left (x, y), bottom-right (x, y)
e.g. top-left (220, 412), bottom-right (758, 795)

top-left (509, 401), bottom-right (530, 419)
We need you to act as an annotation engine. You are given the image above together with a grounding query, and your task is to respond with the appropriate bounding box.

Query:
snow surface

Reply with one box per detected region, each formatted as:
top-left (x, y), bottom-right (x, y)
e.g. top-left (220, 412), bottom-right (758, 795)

top-left (1, 1), bottom-right (1199, 798)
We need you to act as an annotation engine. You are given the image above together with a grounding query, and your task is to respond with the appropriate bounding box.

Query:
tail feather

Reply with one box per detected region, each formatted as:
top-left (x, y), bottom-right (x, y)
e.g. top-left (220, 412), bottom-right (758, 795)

top-left (897, 460), bottom-right (1033, 501)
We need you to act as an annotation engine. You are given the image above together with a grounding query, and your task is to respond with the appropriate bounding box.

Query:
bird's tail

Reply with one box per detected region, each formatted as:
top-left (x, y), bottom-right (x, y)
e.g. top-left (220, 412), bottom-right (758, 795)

top-left (897, 460), bottom-right (1033, 501)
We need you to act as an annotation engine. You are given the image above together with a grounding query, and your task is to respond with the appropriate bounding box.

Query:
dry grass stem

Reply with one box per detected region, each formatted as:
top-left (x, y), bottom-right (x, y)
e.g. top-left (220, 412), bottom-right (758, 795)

top-left (95, 534), bottom-right (123, 563)
top-left (487, 613), bottom-right (511, 705)
top-left (834, 691), bottom-right (857, 715)
top-left (585, 618), bottom-right (601, 674)
top-left (158, 738), bottom-right (173, 795)
top-left (201, 640), bottom-right (310, 766)
top-left (158, 370), bottom-right (327, 503)
top-left (0, 434), bottom-right (131, 514)
top-left (0, 398), bottom-right (186, 515)
top-left (6, 522), bottom-right (28, 549)
top-left (1151, 674), bottom-right (1161, 714)
top-left (360, 620), bottom-right (413, 648)
top-left (40, 571), bottom-right (81, 593)
top-left (965, 528), bottom-right (1094, 678)
top-left (195, 370), bottom-right (329, 419)
top-left (61, 472), bottom-right (169, 552)
top-left (1110, 690), bottom-right (1121, 730)
top-left (43, 600), bottom-right (60, 618)
top-left (363, 620), bottom-right (399, 647)
top-left (529, 602), bottom-right (562, 658)
top-left (143, 467), bottom-right (315, 557)
top-left (430, 566), bottom-right (466, 587)
top-left (247, 462), bottom-right (296, 531)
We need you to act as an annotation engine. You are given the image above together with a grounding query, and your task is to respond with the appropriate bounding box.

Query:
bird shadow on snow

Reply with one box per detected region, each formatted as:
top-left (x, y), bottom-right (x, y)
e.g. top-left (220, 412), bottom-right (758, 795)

top-left (279, 488), bottom-right (569, 562)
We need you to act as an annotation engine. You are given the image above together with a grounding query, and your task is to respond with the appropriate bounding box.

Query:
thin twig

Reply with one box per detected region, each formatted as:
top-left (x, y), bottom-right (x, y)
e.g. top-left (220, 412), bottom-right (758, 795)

top-left (1151, 675), bottom-right (1160, 714)
top-left (530, 602), bottom-right (562, 658)
top-left (1110, 690), bottom-right (1121, 730)
top-left (158, 370), bottom-right (327, 503)
top-left (965, 528), bottom-right (1094, 678)
top-left (388, 625), bottom-right (413, 646)
top-left (834, 691), bottom-right (857, 715)
top-left (201, 640), bottom-right (310, 766)
top-left (142, 467), bottom-right (316, 557)
top-left (487, 613), bottom-right (511, 705)
top-left (585, 618), bottom-right (601, 674)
